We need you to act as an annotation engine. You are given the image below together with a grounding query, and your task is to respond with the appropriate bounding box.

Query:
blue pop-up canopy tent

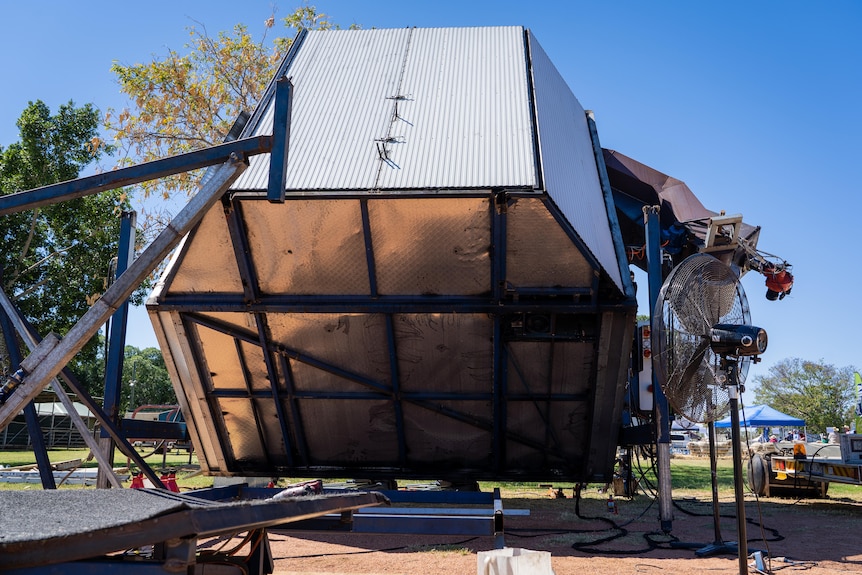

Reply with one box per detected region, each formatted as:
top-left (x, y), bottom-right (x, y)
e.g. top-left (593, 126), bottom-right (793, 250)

top-left (713, 404), bottom-right (804, 428)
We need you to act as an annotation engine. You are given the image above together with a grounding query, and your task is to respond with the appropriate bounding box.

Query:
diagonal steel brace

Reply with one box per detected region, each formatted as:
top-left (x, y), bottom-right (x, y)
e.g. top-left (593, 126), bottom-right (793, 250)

top-left (0, 290), bottom-right (124, 487)
top-left (0, 155), bottom-right (248, 431)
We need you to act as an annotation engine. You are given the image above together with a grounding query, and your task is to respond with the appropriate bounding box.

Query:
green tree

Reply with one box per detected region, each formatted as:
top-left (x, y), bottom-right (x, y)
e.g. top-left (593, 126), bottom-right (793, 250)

top-left (70, 340), bottom-right (175, 412)
top-left (0, 100), bottom-right (131, 382)
top-left (123, 346), bottom-right (175, 412)
top-left (752, 358), bottom-right (856, 435)
top-left (105, 5), bottom-right (344, 201)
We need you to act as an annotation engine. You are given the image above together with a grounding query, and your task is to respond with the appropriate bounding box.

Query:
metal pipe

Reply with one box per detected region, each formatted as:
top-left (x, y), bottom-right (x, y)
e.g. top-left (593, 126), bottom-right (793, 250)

top-left (728, 366), bottom-right (749, 575)
top-left (645, 205), bottom-right (673, 532)
top-left (0, 136), bottom-right (270, 216)
top-left (708, 420), bottom-right (724, 544)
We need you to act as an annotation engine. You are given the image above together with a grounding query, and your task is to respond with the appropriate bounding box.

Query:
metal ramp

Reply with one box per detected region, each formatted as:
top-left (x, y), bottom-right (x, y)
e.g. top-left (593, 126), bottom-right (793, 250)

top-left (0, 489), bottom-right (385, 572)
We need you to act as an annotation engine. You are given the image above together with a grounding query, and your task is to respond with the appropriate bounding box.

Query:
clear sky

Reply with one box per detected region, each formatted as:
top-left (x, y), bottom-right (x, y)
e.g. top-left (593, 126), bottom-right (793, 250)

top-left (1, 1), bottom-right (860, 404)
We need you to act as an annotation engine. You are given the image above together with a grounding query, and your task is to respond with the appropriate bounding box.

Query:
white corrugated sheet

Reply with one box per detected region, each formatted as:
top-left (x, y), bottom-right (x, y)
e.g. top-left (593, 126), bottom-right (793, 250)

top-left (230, 25), bottom-right (624, 289)
top-left (374, 26), bottom-right (535, 189)
top-left (231, 26), bottom-right (537, 191)
top-left (527, 34), bottom-right (624, 292)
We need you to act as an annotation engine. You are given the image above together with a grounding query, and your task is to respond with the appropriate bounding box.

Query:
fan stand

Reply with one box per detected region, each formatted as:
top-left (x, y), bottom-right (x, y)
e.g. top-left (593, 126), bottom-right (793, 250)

top-left (673, 359), bottom-right (752, 575)
top-left (692, 419), bottom-right (737, 557)
top-left (724, 358), bottom-right (750, 575)
top-left (672, 421), bottom-right (739, 557)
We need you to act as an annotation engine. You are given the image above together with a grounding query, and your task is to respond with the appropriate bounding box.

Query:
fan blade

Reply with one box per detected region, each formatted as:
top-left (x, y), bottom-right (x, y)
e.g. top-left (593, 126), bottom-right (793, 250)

top-left (656, 254), bottom-right (742, 334)
top-left (651, 253), bottom-right (754, 423)
top-left (662, 338), bottom-right (709, 421)
top-left (679, 338), bottom-right (710, 392)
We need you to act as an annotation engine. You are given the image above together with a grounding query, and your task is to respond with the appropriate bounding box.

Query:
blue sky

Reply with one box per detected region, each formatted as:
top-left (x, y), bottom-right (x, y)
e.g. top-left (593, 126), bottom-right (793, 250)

top-left (1, 1), bottom-right (860, 403)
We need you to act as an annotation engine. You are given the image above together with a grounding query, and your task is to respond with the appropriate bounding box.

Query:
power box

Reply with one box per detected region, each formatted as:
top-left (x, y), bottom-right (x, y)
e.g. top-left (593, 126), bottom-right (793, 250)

top-left (839, 433), bottom-right (862, 464)
top-left (634, 323), bottom-right (654, 414)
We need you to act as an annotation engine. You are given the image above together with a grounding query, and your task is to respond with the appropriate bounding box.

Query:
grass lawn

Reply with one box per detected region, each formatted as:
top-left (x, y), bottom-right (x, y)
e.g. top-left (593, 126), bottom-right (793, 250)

top-left (0, 445), bottom-right (210, 490)
top-left (1, 448), bottom-right (861, 502)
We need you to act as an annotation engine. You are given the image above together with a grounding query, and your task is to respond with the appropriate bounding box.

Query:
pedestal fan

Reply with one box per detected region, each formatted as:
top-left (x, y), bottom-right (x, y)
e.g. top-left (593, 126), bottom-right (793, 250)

top-left (652, 253), bottom-right (767, 575)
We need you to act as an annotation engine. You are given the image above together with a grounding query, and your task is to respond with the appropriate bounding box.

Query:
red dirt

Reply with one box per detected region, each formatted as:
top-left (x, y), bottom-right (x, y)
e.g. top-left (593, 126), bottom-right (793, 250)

top-left (266, 493), bottom-right (862, 574)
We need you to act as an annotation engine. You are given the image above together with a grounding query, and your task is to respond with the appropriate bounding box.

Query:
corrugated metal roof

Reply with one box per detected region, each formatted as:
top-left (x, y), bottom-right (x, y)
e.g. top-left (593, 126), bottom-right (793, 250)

top-left (528, 33), bottom-right (624, 291)
top-left (374, 26), bottom-right (535, 189)
top-left (231, 26), bottom-right (537, 191)
top-left (234, 27), bottom-right (410, 190)
top-left (232, 26), bottom-right (625, 290)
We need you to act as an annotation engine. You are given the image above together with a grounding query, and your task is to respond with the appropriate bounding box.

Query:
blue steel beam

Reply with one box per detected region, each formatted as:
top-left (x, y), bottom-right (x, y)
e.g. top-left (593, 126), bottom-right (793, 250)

top-left (101, 211), bottom-right (136, 435)
top-left (491, 194), bottom-right (507, 473)
top-left (120, 419), bottom-right (188, 440)
top-left (151, 294), bottom-right (626, 313)
top-left (0, 136), bottom-right (271, 216)
top-left (385, 315), bottom-right (408, 467)
top-left (182, 316), bottom-right (234, 464)
top-left (224, 199), bottom-right (260, 304)
top-left (267, 77), bottom-right (293, 203)
top-left (208, 389), bottom-right (588, 402)
top-left (360, 199), bottom-right (379, 296)
top-left (493, 313), bottom-right (506, 473)
top-left (256, 314), bottom-right (295, 468)
top-left (222, 198), bottom-right (293, 465)
top-left (645, 205), bottom-right (673, 533)
top-left (491, 192), bottom-right (507, 302)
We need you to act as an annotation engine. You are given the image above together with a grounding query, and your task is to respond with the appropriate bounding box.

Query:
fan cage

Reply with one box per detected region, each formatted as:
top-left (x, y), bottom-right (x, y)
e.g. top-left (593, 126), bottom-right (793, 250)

top-left (652, 254), bottom-right (752, 423)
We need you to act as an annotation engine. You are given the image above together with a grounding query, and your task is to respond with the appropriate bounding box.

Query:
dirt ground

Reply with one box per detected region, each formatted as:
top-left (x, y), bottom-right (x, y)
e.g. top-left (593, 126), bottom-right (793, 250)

top-left (265, 491), bottom-right (862, 574)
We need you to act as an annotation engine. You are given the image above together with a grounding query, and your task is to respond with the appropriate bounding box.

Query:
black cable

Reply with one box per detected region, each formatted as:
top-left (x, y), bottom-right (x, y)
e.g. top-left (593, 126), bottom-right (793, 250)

top-left (568, 425), bottom-right (790, 559)
top-left (671, 498), bottom-right (784, 543)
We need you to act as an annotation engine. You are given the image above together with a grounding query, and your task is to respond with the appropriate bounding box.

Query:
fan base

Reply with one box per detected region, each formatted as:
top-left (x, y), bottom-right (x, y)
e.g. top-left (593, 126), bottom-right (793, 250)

top-left (694, 541), bottom-right (739, 557)
top-left (671, 540), bottom-right (763, 559)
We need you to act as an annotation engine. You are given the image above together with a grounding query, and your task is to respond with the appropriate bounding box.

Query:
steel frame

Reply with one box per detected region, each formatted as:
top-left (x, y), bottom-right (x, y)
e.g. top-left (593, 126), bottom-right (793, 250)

top-left (0, 127), bottom-right (277, 485)
top-left (154, 186), bottom-right (613, 479)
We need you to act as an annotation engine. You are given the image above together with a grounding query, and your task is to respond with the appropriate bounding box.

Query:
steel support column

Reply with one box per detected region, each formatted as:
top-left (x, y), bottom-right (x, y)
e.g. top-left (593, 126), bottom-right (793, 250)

top-left (491, 194), bottom-right (508, 473)
top-left (645, 205), bottom-right (673, 532)
top-left (98, 211), bottom-right (136, 488)
top-left (267, 77), bottom-right (293, 203)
